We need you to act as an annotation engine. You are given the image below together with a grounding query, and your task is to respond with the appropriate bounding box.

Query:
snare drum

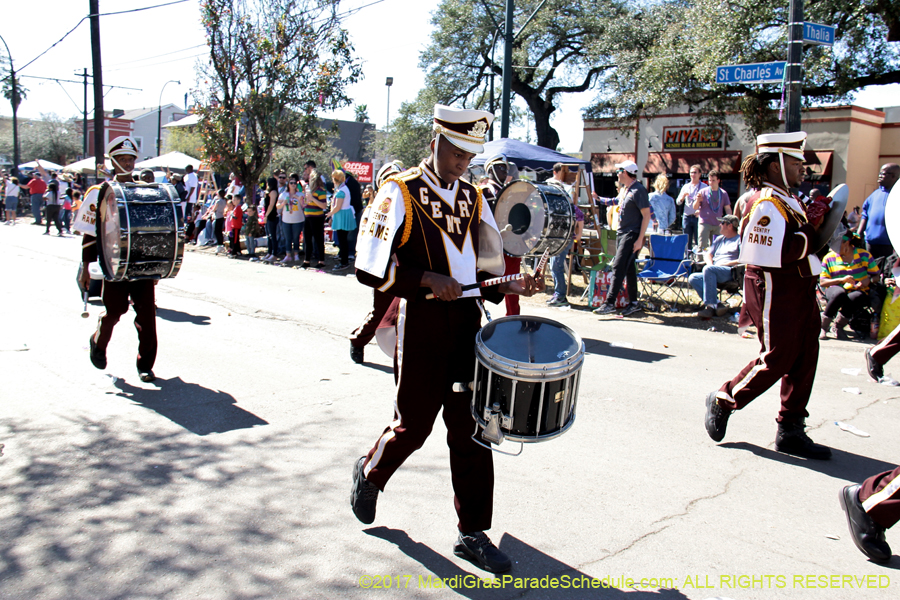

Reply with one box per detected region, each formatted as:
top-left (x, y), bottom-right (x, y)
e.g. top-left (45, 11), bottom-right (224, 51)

top-left (97, 182), bottom-right (185, 281)
top-left (493, 181), bottom-right (574, 257)
top-left (472, 315), bottom-right (584, 446)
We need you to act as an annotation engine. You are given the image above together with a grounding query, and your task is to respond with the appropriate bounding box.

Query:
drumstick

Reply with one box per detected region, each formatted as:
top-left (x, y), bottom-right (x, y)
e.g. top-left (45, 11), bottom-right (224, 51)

top-left (425, 273), bottom-right (524, 300)
top-left (81, 291), bottom-right (89, 318)
top-left (533, 249), bottom-right (550, 278)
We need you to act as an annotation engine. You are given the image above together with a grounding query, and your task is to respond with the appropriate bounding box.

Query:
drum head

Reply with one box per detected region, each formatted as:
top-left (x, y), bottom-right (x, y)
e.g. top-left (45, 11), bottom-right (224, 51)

top-left (494, 181), bottom-right (548, 256)
top-left (479, 315), bottom-right (582, 366)
top-left (97, 184), bottom-right (123, 280)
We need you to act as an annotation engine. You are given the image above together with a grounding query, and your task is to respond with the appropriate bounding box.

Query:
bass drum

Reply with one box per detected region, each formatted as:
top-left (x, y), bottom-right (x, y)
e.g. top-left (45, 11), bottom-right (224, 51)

top-left (472, 315), bottom-right (584, 446)
top-left (96, 182), bottom-right (185, 281)
top-left (493, 181), bottom-right (574, 257)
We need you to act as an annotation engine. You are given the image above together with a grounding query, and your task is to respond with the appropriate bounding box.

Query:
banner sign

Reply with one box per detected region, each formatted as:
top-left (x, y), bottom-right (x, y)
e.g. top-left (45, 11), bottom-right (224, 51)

top-left (662, 127), bottom-right (725, 150)
top-left (343, 161), bottom-right (373, 183)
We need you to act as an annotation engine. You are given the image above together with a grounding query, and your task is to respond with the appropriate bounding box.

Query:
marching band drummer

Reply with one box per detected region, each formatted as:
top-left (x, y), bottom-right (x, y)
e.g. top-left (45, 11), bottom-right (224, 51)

top-left (704, 131), bottom-right (832, 460)
top-left (349, 105), bottom-right (543, 574)
top-left (74, 136), bottom-right (159, 383)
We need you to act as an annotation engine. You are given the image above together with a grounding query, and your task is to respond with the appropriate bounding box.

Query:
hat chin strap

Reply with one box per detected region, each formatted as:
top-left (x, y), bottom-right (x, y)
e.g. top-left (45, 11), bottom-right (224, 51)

top-left (110, 155), bottom-right (128, 176)
top-left (778, 151), bottom-right (791, 192)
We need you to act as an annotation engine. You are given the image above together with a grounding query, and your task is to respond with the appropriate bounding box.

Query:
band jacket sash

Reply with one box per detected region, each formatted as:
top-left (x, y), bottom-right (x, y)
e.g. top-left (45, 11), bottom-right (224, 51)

top-left (355, 162), bottom-right (505, 300)
top-left (738, 183), bottom-right (822, 278)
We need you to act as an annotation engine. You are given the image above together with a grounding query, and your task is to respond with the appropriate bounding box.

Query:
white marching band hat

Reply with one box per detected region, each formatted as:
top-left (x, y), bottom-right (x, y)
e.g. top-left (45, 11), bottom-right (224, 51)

top-left (106, 135), bottom-right (139, 158)
top-left (433, 104), bottom-right (494, 155)
top-left (756, 131), bottom-right (807, 161)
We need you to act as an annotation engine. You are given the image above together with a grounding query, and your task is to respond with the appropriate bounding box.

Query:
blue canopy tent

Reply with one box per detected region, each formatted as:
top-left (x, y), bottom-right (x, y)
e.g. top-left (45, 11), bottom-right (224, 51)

top-left (471, 138), bottom-right (591, 172)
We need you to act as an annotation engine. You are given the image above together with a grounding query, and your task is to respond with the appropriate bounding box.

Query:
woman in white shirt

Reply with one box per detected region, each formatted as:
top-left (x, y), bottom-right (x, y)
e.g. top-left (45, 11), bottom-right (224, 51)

top-left (276, 177), bottom-right (306, 264)
top-left (4, 175), bottom-right (20, 225)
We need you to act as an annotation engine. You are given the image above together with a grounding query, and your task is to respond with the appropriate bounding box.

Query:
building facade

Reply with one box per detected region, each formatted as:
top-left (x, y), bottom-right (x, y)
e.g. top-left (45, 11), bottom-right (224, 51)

top-left (583, 104), bottom-right (900, 211)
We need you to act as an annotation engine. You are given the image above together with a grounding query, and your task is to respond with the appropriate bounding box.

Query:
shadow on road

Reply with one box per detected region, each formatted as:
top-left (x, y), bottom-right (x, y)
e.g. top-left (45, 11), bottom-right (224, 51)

top-left (113, 377), bottom-right (267, 435)
top-left (365, 527), bottom-right (689, 598)
top-left (362, 362), bottom-right (393, 375)
top-left (156, 308), bottom-right (211, 325)
top-left (582, 338), bottom-right (672, 364)
top-left (719, 441), bottom-right (897, 480)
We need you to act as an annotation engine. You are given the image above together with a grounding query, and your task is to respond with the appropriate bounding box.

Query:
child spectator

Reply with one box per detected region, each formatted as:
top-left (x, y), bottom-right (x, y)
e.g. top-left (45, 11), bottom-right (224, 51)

top-left (243, 204), bottom-right (264, 261)
top-left (226, 198), bottom-right (243, 257)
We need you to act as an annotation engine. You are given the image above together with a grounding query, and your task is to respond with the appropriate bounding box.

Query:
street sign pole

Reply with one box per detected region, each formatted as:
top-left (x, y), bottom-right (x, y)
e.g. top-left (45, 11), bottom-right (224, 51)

top-left (785, 0), bottom-right (804, 133)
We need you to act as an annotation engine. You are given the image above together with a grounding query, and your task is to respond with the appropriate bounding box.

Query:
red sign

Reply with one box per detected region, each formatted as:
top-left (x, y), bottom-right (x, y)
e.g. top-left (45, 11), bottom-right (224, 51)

top-left (343, 161), bottom-right (373, 183)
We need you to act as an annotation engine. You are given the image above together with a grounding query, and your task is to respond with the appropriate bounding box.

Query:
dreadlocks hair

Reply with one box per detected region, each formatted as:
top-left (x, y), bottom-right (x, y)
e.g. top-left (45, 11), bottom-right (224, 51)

top-left (740, 153), bottom-right (780, 190)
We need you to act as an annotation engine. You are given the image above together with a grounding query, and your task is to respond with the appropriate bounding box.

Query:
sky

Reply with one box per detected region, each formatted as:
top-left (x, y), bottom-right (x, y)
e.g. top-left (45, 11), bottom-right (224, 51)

top-left (1, 0), bottom-right (898, 156)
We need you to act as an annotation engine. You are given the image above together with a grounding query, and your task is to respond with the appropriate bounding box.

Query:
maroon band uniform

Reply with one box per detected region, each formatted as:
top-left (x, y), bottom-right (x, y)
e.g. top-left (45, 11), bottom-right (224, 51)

top-left (717, 182), bottom-right (822, 424)
top-left (354, 160), bottom-right (505, 532)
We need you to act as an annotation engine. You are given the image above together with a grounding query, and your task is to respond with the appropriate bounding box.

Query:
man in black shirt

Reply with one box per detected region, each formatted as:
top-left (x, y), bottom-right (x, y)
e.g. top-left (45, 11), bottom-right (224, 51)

top-left (594, 160), bottom-right (650, 316)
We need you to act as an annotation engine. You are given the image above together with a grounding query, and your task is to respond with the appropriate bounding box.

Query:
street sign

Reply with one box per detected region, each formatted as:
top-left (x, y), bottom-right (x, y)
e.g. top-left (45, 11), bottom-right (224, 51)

top-left (715, 62), bottom-right (786, 85)
top-left (803, 22), bottom-right (835, 46)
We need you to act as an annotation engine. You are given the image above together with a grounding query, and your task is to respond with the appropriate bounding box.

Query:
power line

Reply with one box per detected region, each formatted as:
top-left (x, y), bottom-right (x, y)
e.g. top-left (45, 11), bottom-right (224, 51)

top-left (105, 43), bottom-right (207, 68)
top-left (105, 52), bottom-right (207, 73)
top-left (94, 0), bottom-right (189, 17)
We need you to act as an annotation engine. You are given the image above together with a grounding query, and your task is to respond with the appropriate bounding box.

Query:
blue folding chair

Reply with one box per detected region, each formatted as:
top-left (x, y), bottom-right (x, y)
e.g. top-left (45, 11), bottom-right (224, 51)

top-left (636, 234), bottom-right (691, 309)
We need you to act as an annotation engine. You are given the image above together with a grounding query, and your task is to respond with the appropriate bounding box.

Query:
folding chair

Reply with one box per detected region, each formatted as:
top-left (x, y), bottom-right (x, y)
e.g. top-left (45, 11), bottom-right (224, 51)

top-left (579, 228), bottom-right (616, 301)
top-left (636, 234), bottom-right (691, 309)
top-left (717, 264), bottom-right (746, 308)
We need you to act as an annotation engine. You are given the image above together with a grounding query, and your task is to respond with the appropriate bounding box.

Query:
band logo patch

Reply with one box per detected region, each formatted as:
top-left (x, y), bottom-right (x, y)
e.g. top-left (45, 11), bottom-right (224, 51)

top-left (379, 199), bottom-right (391, 213)
top-left (758, 216), bottom-right (771, 227)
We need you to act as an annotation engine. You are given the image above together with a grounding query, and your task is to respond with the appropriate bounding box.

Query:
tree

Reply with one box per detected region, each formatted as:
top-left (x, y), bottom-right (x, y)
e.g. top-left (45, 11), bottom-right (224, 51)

top-left (163, 127), bottom-right (204, 158)
top-left (383, 89), bottom-right (438, 168)
top-left (0, 114), bottom-right (81, 165)
top-left (354, 104), bottom-right (368, 122)
top-left (586, 0), bottom-right (900, 141)
top-left (195, 0), bottom-right (362, 195)
top-left (420, 0), bottom-right (625, 150)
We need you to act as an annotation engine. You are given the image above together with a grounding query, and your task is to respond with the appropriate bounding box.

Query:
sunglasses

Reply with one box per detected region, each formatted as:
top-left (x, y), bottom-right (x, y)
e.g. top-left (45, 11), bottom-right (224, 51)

top-left (615, 168), bottom-right (625, 174)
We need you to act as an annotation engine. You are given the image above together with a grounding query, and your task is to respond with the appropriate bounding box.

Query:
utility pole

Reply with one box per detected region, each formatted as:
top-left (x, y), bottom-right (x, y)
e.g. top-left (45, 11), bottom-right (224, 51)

top-left (0, 34), bottom-right (21, 174)
top-left (90, 0), bottom-right (104, 175)
top-left (500, 0), bottom-right (514, 138)
top-left (81, 68), bottom-right (88, 158)
top-left (785, 0), bottom-right (803, 133)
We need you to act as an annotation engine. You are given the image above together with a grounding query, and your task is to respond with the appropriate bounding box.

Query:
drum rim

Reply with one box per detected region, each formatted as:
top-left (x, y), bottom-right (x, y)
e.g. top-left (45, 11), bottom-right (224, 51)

top-left (475, 315), bottom-right (585, 375)
top-left (494, 180), bottom-right (575, 257)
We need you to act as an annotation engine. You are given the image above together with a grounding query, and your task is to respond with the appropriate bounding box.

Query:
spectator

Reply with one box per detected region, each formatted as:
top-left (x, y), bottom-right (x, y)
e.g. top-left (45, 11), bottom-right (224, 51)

top-left (183, 164), bottom-right (199, 215)
top-left (847, 205), bottom-right (861, 230)
top-left (327, 169), bottom-right (355, 272)
top-left (21, 171), bottom-right (47, 225)
top-left (61, 187), bottom-right (74, 234)
top-left (139, 169), bottom-right (155, 184)
top-left (302, 170), bottom-right (328, 269)
top-left (593, 160), bottom-right (650, 316)
top-left (693, 169), bottom-right (732, 248)
top-left (43, 180), bottom-right (63, 236)
top-left (819, 232), bottom-right (880, 340)
top-left (857, 163), bottom-right (900, 259)
top-left (262, 176), bottom-right (280, 263)
top-left (275, 170), bottom-right (288, 256)
top-left (4, 175), bottom-right (18, 225)
top-left (648, 174), bottom-right (676, 231)
top-left (362, 184), bottom-right (374, 207)
top-left (277, 176), bottom-right (305, 264)
top-left (675, 164), bottom-right (707, 249)
top-left (243, 204), bottom-right (264, 260)
top-left (689, 214), bottom-right (741, 318)
top-left (211, 188), bottom-right (228, 254)
top-left (226, 198), bottom-right (243, 257)
top-left (732, 186), bottom-right (758, 220)
top-left (546, 163), bottom-right (575, 307)
top-left (344, 170), bottom-right (363, 261)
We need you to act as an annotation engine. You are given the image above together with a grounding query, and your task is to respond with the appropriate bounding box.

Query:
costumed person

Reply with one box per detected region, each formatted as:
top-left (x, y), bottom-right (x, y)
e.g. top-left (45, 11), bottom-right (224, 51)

top-left (74, 136), bottom-right (159, 382)
top-left (704, 131), bottom-right (832, 460)
top-left (349, 105), bottom-right (542, 574)
top-left (480, 154), bottom-right (523, 316)
top-left (348, 160), bottom-right (405, 365)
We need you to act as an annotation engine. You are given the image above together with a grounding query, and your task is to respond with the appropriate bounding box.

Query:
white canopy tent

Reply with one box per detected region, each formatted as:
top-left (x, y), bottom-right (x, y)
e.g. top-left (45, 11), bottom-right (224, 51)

top-left (18, 159), bottom-right (65, 171)
top-left (134, 151), bottom-right (202, 171)
top-left (62, 157), bottom-right (100, 174)
top-left (162, 114), bottom-right (200, 128)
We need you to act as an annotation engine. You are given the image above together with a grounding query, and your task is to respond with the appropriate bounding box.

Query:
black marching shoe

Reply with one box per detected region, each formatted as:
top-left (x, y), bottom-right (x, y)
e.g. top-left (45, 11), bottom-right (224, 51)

top-left (89, 334), bottom-right (107, 370)
top-left (704, 391), bottom-right (731, 442)
top-left (865, 348), bottom-right (884, 382)
top-left (775, 421), bottom-right (831, 460)
top-left (350, 345), bottom-right (364, 364)
top-left (138, 369), bottom-right (156, 383)
top-left (350, 456), bottom-right (379, 524)
top-left (453, 531), bottom-right (511, 573)
top-left (839, 484), bottom-right (892, 563)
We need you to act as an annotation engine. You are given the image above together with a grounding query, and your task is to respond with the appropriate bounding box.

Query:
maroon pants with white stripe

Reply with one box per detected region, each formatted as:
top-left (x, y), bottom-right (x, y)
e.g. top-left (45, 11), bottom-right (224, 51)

top-left (871, 322), bottom-right (900, 366)
top-left (96, 279), bottom-right (157, 372)
top-left (860, 467), bottom-right (900, 529)
top-left (718, 267), bottom-right (820, 423)
top-left (350, 289), bottom-right (396, 349)
top-left (362, 298), bottom-right (494, 533)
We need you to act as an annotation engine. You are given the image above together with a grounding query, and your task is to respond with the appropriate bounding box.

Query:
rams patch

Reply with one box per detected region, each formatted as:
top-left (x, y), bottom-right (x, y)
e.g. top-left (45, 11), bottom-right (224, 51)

top-left (757, 216), bottom-right (771, 227)
top-left (379, 199), bottom-right (391, 213)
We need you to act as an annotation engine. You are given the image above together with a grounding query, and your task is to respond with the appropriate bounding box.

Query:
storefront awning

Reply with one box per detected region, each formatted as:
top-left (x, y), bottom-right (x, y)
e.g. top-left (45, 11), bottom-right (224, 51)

top-left (644, 151), bottom-right (743, 174)
top-left (804, 150), bottom-right (833, 178)
top-left (591, 153), bottom-right (637, 173)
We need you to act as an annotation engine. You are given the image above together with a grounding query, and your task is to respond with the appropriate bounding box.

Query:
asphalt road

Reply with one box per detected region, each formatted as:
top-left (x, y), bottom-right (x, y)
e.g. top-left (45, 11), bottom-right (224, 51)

top-left (2, 222), bottom-right (899, 600)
